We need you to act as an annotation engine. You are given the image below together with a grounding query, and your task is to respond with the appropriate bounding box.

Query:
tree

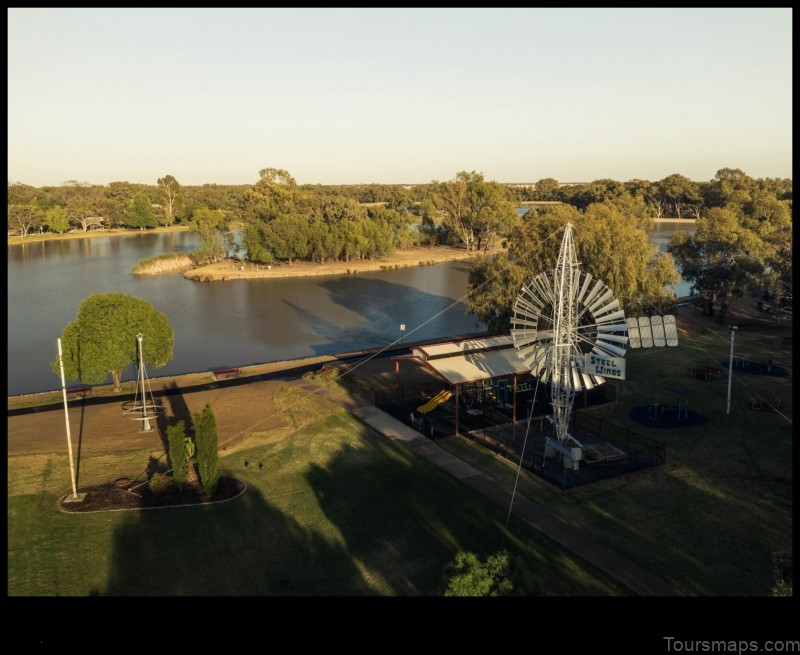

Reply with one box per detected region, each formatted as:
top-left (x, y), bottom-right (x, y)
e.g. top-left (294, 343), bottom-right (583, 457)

top-left (668, 207), bottom-right (766, 322)
top-left (190, 207), bottom-right (230, 263)
top-left (125, 192), bottom-right (157, 230)
top-left (53, 292), bottom-right (174, 392)
top-left (241, 222), bottom-right (273, 264)
top-left (469, 203), bottom-right (679, 333)
top-left (243, 167), bottom-right (299, 221)
top-left (157, 174), bottom-right (181, 226)
top-left (659, 174), bottom-right (701, 218)
top-left (44, 206), bottom-right (70, 234)
top-left (58, 182), bottom-right (104, 232)
top-left (532, 178), bottom-right (560, 201)
top-left (193, 403), bottom-right (219, 496)
top-left (626, 178), bottom-right (668, 219)
top-left (710, 167), bottom-right (756, 210)
top-left (442, 550), bottom-right (534, 596)
top-left (167, 421), bottom-right (188, 487)
top-left (7, 182), bottom-right (39, 205)
top-left (572, 178), bottom-right (627, 210)
top-left (430, 171), bottom-right (517, 251)
top-left (8, 203), bottom-right (43, 237)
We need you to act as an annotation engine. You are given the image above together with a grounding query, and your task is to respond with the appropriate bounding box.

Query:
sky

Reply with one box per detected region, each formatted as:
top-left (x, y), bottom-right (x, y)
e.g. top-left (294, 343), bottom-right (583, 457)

top-left (7, 7), bottom-right (793, 187)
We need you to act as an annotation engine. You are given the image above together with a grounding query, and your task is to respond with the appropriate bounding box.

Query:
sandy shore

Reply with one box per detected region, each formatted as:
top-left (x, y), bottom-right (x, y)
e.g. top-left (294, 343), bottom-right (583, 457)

top-left (184, 245), bottom-right (495, 281)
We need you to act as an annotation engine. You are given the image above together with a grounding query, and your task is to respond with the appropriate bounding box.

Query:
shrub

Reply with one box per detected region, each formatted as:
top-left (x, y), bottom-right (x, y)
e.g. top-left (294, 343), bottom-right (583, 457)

top-left (193, 403), bottom-right (219, 496)
top-left (149, 472), bottom-right (175, 496)
top-left (167, 421), bottom-right (188, 486)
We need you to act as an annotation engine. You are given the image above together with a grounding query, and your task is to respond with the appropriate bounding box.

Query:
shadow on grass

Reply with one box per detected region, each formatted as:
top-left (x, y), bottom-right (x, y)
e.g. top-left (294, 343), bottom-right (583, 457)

top-left (302, 427), bottom-right (622, 596)
top-left (99, 480), bottom-right (371, 596)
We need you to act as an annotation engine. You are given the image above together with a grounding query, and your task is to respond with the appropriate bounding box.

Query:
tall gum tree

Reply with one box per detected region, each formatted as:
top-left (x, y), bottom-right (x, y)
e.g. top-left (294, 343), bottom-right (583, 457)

top-left (669, 207), bottom-right (774, 323)
top-left (430, 171), bottom-right (517, 252)
top-left (469, 202), bottom-right (679, 333)
top-left (157, 175), bottom-right (182, 226)
top-left (53, 293), bottom-right (174, 391)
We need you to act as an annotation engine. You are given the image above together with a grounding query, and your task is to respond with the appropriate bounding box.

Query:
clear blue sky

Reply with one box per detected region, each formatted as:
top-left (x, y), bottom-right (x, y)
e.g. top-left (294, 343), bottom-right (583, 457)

top-left (8, 7), bottom-right (793, 187)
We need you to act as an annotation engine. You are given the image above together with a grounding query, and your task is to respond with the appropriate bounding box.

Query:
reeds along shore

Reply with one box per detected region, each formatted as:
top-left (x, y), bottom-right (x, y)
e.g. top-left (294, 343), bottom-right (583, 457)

top-left (132, 253), bottom-right (194, 275)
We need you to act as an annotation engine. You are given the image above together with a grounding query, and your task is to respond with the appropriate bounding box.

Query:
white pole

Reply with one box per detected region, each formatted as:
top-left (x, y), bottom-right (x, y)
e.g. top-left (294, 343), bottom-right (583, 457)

top-left (137, 333), bottom-right (152, 432)
top-left (726, 326), bottom-right (737, 415)
top-left (57, 338), bottom-right (79, 499)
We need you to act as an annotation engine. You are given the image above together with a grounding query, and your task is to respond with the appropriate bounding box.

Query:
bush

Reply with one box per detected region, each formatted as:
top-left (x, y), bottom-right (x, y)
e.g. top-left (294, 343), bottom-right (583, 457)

top-left (149, 472), bottom-right (175, 496)
top-left (442, 549), bottom-right (537, 596)
top-left (193, 403), bottom-right (219, 497)
top-left (167, 421), bottom-right (188, 486)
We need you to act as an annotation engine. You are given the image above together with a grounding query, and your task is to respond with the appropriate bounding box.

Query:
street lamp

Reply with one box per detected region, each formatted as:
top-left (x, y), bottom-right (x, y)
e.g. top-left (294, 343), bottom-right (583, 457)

top-left (400, 323), bottom-right (406, 344)
top-left (726, 325), bottom-right (738, 415)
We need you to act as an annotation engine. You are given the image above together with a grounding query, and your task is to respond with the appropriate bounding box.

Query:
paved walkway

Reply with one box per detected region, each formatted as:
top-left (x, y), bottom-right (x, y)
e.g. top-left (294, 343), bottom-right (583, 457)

top-left (308, 390), bottom-right (681, 597)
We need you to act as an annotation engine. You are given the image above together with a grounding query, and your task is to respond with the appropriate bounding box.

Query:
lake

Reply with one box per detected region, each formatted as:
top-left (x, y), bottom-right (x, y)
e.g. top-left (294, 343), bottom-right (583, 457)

top-left (7, 220), bottom-right (695, 396)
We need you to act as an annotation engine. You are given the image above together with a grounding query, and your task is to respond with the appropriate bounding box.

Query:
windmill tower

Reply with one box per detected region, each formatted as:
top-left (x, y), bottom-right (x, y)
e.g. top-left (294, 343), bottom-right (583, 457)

top-left (510, 223), bottom-right (629, 467)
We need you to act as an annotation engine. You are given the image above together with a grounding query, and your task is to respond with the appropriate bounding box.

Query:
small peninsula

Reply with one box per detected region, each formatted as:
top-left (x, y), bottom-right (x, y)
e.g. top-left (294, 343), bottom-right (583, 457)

top-left (183, 245), bottom-right (498, 281)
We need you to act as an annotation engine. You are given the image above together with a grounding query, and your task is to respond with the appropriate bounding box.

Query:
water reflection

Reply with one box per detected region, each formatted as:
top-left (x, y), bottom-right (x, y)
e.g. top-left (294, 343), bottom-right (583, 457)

top-left (8, 233), bottom-right (482, 395)
top-left (8, 223), bottom-right (691, 396)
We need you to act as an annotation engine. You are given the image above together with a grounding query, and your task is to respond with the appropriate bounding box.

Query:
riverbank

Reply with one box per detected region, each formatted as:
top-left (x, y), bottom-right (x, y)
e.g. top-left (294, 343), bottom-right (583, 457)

top-left (7, 224), bottom-right (191, 245)
top-left (184, 244), bottom-right (497, 281)
top-left (7, 353), bottom-right (343, 413)
top-left (7, 328), bottom-right (492, 413)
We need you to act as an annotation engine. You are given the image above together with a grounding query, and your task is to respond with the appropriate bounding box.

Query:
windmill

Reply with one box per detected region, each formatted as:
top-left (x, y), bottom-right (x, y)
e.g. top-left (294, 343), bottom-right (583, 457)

top-left (122, 333), bottom-right (165, 432)
top-left (510, 223), bottom-right (629, 468)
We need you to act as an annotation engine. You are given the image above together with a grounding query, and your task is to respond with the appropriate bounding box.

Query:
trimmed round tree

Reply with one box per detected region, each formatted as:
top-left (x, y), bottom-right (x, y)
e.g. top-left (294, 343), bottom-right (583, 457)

top-left (53, 292), bottom-right (174, 391)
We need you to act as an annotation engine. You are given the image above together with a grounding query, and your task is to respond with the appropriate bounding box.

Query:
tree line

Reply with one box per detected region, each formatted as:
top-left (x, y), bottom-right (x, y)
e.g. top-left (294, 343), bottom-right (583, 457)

top-left (9, 166), bottom-right (792, 320)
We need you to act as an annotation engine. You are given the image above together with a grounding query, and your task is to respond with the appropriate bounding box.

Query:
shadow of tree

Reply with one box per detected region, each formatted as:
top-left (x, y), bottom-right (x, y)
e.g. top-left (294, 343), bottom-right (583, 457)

top-left (155, 381), bottom-right (194, 468)
top-left (304, 429), bottom-right (517, 596)
top-left (100, 481), bottom-right (371, 596)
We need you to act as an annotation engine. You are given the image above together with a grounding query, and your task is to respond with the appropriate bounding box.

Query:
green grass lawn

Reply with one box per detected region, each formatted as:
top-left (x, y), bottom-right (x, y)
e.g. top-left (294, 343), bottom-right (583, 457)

top-left (8, 388), bottom-right (628, 596)
top-left (437, 317), bottom-right (793, 596)
top-left (7, 312), bottom-right (791, 597)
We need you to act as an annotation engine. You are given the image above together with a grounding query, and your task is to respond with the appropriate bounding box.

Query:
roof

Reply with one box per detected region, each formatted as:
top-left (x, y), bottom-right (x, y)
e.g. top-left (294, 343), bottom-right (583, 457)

top-left (403, 335), bottom-right (535, 385)
top-left (412, 335), bottom-right (514, 361)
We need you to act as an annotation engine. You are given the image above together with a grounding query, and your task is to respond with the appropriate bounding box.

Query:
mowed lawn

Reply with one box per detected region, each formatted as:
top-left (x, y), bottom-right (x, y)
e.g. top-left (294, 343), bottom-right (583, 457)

top-left (437, 315), bottom-right (793, 596)
top-left (8, 388), bottom-right (628, 596)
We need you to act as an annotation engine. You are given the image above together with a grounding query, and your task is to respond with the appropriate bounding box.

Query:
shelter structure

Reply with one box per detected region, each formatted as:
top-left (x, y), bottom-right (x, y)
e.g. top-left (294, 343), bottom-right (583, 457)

top-left (392, 335), bottom-right (537, 435)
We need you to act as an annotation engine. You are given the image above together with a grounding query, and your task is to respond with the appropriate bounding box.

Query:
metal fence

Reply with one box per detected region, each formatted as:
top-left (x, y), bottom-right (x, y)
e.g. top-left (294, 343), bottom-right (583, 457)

top-left (461, 412), bottom-right (665, 489)
top-left (375, 382), bottom-right (665, 490)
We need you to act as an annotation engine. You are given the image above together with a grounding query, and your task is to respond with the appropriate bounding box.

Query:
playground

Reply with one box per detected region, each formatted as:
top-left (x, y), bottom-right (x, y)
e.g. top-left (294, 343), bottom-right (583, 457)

top-left (627, 401), bottom-right (709, 429)
top-left (720, 354), bottom-right (788, 377)
top-left (377, 376), bottom-right (664, 489)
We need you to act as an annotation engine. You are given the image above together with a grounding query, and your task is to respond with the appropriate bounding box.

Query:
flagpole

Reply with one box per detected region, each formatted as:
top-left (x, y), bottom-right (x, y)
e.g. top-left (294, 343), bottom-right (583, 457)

top-left (58, 338), bottom-right (79, 499)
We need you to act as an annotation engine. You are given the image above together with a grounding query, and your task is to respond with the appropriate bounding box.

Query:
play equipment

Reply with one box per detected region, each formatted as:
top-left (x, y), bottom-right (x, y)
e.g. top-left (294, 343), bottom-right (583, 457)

top-left (417, 390), bottom-right (452, 414)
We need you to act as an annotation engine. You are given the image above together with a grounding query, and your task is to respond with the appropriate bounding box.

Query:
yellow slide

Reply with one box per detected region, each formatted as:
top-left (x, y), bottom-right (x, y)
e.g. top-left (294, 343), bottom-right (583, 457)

top-left (417, 390), bottom-right (452, 414)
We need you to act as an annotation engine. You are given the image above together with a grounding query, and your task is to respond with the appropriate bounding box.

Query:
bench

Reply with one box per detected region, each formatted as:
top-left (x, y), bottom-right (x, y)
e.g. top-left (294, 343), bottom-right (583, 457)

top-left (750, 395), bottom-right (782, 412)
top-left (213, 367), bottom-right (241, 380)
top-left (66, 386), bottom-right (92, 399)
top-left (688, 366), bottom-right (721, 381)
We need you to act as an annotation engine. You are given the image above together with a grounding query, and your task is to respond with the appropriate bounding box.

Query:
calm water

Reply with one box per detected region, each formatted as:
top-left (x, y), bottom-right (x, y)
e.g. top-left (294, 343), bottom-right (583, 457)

top-left (7, 221), bottom-right (694, 396)
top-left (7, 232), bottom-right (482, 396)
